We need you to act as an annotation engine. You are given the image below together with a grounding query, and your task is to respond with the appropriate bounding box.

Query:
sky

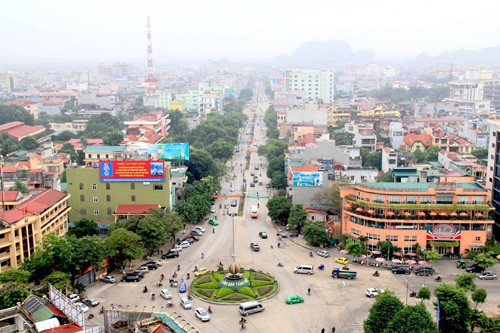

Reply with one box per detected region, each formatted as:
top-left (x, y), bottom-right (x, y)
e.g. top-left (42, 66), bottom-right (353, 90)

top-left (1, 0), bottom-right (500, 65)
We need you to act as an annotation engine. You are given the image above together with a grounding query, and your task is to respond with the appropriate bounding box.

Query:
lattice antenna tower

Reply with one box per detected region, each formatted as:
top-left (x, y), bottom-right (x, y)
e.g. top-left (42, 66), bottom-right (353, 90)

top-left (145, 16), bottom-right (158, 95)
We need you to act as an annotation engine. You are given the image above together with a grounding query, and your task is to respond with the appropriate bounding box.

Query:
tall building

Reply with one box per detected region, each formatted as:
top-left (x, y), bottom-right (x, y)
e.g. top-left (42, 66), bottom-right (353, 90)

top-left (285, 69), bottom-right (335, 103)
top-left (0, 71), bottom-right (15, 92)
top-left (486, 120), bottom-right (500, 237)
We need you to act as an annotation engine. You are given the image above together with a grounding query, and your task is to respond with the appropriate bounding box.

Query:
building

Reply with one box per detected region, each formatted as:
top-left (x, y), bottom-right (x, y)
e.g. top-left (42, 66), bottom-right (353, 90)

top-left (447, 81), bottom-right (491, 115)
top-left (66, 163), bottom-right (171, 228)
top-left (340, 178), bottom-right (494, 256)
top-left (459, 118), bottom-right (490, 149)
top-left (124, 112), bottom-right (170, 141)
top-left (0, 71), bottom-right (15, 92)
top-left (483, 79), bottom-right (500, 113)
top-left (381, 148), bottom-right (398, 173)
top-left (37, 99), bottom-right (66, 115)
top-left (486, 120), bottom-right (500, 237)
top-left (0, 189), bottom-right (71, 271)
top-left (143, 91), bottom-right (174, 109)
top-left (344, 122), bottom-right (377, 152)
top-left (388, 122), bottom-right (404, 149)
top-left (285, 69), bottom-right (335, 103)
top-left (83, 146), bottom-right (134, 166)
top-left (78, 92), bottom-right (116, 110)
top-left (49, 120), bottom-right (88, 132)
top-left (0, 121), bottom-right (49, 142)
top-left (3, 100), bottom-right (39, 119)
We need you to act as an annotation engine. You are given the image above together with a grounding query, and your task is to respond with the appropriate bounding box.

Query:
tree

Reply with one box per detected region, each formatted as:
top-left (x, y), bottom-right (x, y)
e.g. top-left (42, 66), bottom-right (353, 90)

top-left (0, 269), bottom-right (31, 284)
top-left (0, 285), bottom-right (31, 310)
top-left (136, 215), bottom-right (167, 253)
top-left (413, 148), bottom-right (426, 163)
top-left (364, 291), bottom-right (404, 333)
top-left (84, 113), bottom-right (122, 138)
top-left (471, 288), bottom-right (487, 309)
top-left (70, 236), bottom-right (108, 275)
top-left (105, 228), bottom-right (143, 269)
top-left (332, 131), bottom-right (355, 145)
top-left (344, 239), bottom-right (363, 257)
top-left (364, 150), bottom-right (382, 169)
top-left (417, 286), bottom-right (431, 303)
top-left (184, 147), bottom-right (221, 182)
top-left (425, 146), bottom-right (441, 162)
top-left (473, 253), bottom-right (496, 270)
top-left (266, 155), bottom-right (285, 179)
top-left (0, 132), bottom-right (21, 156)
top-left (270, 171), bottom-right (287, 190)
top-left (266, 195), bottom-right (292, 223)
top-left (10, 180), bottom-right (27, 194)
top-left (0, 104), bottom-right (34, 125)
top-left (67, 218), bottom-right (99, 238)
top-left (303, 222), bottom-right (329, 246)
top-left (434, 283), bottom-right (472, 333)
top-left (471, 148), bottom-right (488, 160)
top-left (207, 138), bottom-right (235, 161)
top-left (43, 271), bottom-right (72, 291)
top-left (375, 172), bottom-right (393, 182)
top-left (377, 241), bottom-right (398, 259)
top-left (103, 131), bottom-right (124, 146)
top-left (423, 249), bottom-right (443, 263)
top-left (385, 304), bottom-right (437, 333)
top-left (53, 131), bottom-right (78, 142)
top-left (20, 136), bottom-right (40, 150)
top-left (287, 205), bottom-right (307, 232)
top-left (59, 142), bottom-right (78, 162)
top-left (455, 273), bottom-right (476, 292)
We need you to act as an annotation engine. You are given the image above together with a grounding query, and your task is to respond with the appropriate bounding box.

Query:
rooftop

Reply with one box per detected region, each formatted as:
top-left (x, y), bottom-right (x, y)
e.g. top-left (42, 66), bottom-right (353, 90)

top-left (114, 204), bottom-right (161, 215)
top-left (84, 145), bottom-right (128, 152)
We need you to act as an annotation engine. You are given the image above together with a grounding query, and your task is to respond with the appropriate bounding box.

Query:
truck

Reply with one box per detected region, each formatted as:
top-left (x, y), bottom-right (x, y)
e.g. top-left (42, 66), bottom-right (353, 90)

top-left (332, 268), bottom-right (357, 280)
top-left (250, 205), bottom-right (258, 218)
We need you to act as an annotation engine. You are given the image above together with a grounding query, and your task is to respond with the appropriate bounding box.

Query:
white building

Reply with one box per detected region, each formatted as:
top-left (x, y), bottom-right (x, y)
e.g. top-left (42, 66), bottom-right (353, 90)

top-left (381, 148), bottom-right (398, 173)
top-left (388, 122), bottom-right (404, 149)
top-left (78, 92), bottom-right (116, 110)
top-left (459, 118), bottom-right (490, 149)
top-left (344, 122), bottom-right (377, 152)
top-left (285, 69), bottom-right (335, 103)
top-left (447, 81), bottom-right (491, 115)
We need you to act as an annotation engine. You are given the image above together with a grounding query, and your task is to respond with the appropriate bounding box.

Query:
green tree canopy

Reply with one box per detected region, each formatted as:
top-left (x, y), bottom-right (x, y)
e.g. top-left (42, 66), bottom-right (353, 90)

top-left (105, 228), bottom-right (143, 269)
top-left (332, 131), bottom-right (355, 145)
top-left (103, 131), bottom-right (124, 146)
top-left (471, 288), bottom-right (487, 309)
top-left (312, 180), bottom-right (348, 215)
top-left (0, 269), bottom-right (31, 284)
top-left (67, 218), bottom-right (99, 238)
top-left (287, 204), bottom-right (307, 232)
top-left (59, 142), bottom-right (78, 162)
top-left (70, 236), bottom-right (108, 275)
top-left (84, 113), bottom-right (122, 138)
top-left (425, 145), bottom-right (441, 162)
top-left (0, 132), bottom-right (21, 156)
top-left (473, 253), bottom-right (496, 269)
top-left (434, 283), bottom-right (472, 333)
top-left (423, 249), bottom-right (443, 263)
top-left (344, 239), bottom-right (363, 257)
top-left (184, 147), bottom-right (221, 182)
top-left (43, 271), bottom-right (72, 291)
top-left (417, 286), bottom-right (432, 302)
top-left (385, 304), bottom-right (437, 333)
top-left (471, 148), bottom-right (488, 160)
top-left (0, 285), bottom-right (31, 310)
top-left (270, 171), bottom-right (288, 190)
top-left (375, 172), bottom-right (394, 182)
top-left (364, 291), bottom-right (404, 333)
top-left (266, 195), bottom-right (292, 223)
top-left (455, 273), bottom-right (476, 292)
top-left (20, 136), bottom-right (40, 151)
top-left (303, 222), bottom-right (329, 246)
top-left (136, 214), bottom-right (167, 252)
top-left (10, 180), bottom-right (28, 194)
top-left (0, 104), bottom-right (34, 125)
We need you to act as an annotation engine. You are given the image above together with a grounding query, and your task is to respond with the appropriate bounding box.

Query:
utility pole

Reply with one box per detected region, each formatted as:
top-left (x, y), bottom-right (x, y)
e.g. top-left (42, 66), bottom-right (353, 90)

top-left (0, 155), bottom-right (4, 212)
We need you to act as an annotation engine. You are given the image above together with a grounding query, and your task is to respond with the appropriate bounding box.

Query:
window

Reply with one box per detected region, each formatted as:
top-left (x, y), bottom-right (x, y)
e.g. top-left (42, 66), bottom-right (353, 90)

top-left (80, 208), bottom-right (87, 215)
top-left (404, 235), bottom-right (417, 242)
top-left (92, 184), bottom-right (97, 190)
top-left (131, 195), bottom-right (136, 202)
top-left (97, 154), bottom-right (100, 158)
top-left (80, 195), bottom-right (85, 202)
top-left (458, 197), bottom-right (469, 204)
top-left (403, 246), bottom-right (415, 253)
top-left (93, 196), bottom-right (98, 203)
top-left (374, 195), bottom-right (384, 203)
top-left (94, 209), bottom-right (99, 215)
top-left (472, 196), bottom-right (485, 204)
top-left (406, 196), bottom-right (416, 203)
top-left (367, 233), bottom-right (380, 240)
top-left (79, 183), bottom-right (84, 190)
top-left (351, 229), bottom-right (361, 236)
top-left (386, 235), bottom-right (398, 242)
top-left (475, 236), bottom-right (481, 242)
top-left (154, 185), bottom-right (163, 190)
top-left (420, 196), bottom-right (431, 204)
top-left (131, 183), bottom-right (135, 190)
top-left (107, 195), bottom-right (111, 202)
top-left (389, 196), bottom-right (400, 203)
top-left (107, 207), bottom-right (112, 215)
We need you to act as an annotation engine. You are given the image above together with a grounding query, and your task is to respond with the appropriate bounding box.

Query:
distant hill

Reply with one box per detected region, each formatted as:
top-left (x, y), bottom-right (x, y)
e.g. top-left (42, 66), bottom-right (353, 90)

top-left (415, 46), bottom-right (500, 66)
top-left (272, 40), bottom-right (360, 68)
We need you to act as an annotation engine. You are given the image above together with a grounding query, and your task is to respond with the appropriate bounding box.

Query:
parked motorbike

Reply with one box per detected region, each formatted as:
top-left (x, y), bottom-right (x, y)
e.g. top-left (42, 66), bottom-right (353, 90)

top-left (409, 291), bottom-right (417, 298)
top-left (151, 293), bottom-right (155, 300)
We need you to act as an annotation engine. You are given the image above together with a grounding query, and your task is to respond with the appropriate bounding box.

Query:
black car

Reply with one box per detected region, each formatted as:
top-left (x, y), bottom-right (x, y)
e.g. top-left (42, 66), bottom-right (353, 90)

top-left (466, 264), bottom-right (484, 273)
top-left (146, 263), bottom-right (158, 270)
top-left (182, 237), bottom-right (195, 244)
top-left (132, 271), bottom-right (146, 278)
top-left (415, 267), bottom-right (435, 276)
top-left (392, 267), bottom-right (410, 275)
top-left (277, 230), bottom-right (288, 238)
top-left (122, 273), bottom-right (141, 282)
top-left (162, 251), bottom-right (180, 259)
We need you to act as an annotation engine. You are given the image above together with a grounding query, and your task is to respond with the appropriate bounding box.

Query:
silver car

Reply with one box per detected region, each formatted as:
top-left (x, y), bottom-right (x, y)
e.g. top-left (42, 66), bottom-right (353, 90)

top-left (477, 272), bottom-right (497, 280)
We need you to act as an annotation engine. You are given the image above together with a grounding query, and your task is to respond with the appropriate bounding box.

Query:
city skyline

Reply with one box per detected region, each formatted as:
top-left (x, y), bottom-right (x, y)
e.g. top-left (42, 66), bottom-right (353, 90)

top-left (1, 0), bottom-right (500, 65)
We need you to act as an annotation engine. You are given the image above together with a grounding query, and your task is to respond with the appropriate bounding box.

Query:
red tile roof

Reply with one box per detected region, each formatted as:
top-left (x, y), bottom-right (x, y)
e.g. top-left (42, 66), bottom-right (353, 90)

top-left (403, 133), bottom-right (433, 147)
top-left (114, 204), bottom-right (160, 215)
top-left (415, 117), bottom-right (464, 122)
top-left (40, 323), bottom-right (82, 333)
top-left (1, 191), bottom-right (22, 201)
top-left (0, 122), bottom-right (45, 140)
top-left (4, 99), bottom-right (37, 106)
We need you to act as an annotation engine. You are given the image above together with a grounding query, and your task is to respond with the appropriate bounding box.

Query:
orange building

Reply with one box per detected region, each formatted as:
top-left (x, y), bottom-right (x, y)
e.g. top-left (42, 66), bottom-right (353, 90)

top-left (340, 179), bottom-right (494, 256)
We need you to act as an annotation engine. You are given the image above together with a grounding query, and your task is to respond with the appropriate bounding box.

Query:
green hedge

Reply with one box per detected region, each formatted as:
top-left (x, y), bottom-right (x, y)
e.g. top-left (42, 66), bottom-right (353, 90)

top-left (242, 271), bottom-right (251, 279)
top-left (196, 281), bottom-right (219, 289)
top-left (216, 287), bottom-right (235, 299)
top-left (251, 280), bottom-right (273, 287)
top-left (213, 272), bottom-right (225, 281)
top-left (238, 287), bottom-right (255, 298)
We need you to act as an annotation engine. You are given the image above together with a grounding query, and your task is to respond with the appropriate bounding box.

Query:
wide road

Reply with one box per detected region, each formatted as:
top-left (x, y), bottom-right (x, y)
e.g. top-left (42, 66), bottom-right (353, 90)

top-left (85, 84), bottom-right (500, 333)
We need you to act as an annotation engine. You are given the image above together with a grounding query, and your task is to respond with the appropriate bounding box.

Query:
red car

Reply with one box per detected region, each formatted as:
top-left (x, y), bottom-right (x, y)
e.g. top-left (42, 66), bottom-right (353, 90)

top-left (191, 235), bottom-right (200, 241)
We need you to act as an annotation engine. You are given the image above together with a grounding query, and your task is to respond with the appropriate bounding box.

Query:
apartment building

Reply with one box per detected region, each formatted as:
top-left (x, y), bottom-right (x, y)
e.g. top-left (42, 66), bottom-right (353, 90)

top-left (344, 122), bottom-right (377, 152)
top-left (285, 69), bottom-right (335, 103)
top-left (3, 100), bottom-right (39, 119)
top-left (486, 120), bottom-right (500, 237)
top-left (447, 81), bottom-right (491, 114)
top-left (340, 178), bottom-right (494, 256)
top-left (0, 189), bottom-right (71, 271)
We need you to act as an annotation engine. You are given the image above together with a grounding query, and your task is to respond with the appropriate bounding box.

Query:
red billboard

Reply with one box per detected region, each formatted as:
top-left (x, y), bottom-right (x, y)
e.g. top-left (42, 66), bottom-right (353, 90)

top-left (99, 160), bottom-right (165, 182)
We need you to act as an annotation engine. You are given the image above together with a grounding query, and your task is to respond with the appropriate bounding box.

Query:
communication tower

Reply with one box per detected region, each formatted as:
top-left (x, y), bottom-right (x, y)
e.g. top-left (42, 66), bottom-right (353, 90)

top-left (145, 16), bottom-right (158, 95)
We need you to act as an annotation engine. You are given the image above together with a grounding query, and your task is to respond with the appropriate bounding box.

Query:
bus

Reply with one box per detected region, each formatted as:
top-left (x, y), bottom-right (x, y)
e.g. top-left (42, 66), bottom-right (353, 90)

top-left (250, 205), bottom-right (258, 219)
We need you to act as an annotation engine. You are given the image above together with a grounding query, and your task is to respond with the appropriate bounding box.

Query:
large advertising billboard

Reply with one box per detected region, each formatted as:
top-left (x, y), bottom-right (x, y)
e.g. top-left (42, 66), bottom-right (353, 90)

top-left (99, 160), bottom-right (165, 182)
top-left (426, 224), bottom-right (461, 240)
top-left (292, 172), bottom-right (323, 187)
top-left (148, 143), bottom-right (189, 161)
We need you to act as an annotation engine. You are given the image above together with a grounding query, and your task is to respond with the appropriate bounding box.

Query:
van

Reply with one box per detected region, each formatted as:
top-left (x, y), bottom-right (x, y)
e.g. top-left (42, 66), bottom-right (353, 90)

top-left (293, 264), bottom-right (314, 275)
top-left (239, 301), bottom-right (265, 316)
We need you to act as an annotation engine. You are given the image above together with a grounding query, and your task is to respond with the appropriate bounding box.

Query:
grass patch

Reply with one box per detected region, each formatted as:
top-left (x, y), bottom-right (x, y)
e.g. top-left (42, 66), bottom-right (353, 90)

top-left (196, 281), bottom-right (218, 289)
top-left (251, 280), bottom-right (273, 287)
top-left (216, 287), bottom-right (234, 299)
top-left (195, 275), bottom-right (212, 285)
top-left (256, 286), bottom-right (273, 296)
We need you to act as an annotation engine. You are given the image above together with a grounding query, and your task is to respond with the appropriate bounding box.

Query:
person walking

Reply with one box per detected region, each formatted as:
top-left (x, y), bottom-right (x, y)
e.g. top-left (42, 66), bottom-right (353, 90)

top-left (332, 327), bottom-right (336, 333)
top-left (321, 329), bottom-right (325, 333)
top-left (308, 287), bottom-right (311, 295)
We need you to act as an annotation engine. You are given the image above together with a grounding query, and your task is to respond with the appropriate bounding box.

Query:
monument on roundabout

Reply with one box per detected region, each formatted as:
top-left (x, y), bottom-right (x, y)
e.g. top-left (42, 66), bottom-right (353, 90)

top-left (218, 262), bottom-right (251, 290)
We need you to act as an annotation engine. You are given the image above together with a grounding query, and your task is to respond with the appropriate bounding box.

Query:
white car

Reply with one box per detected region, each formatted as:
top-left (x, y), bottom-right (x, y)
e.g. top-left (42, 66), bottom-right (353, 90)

top-left (170, 245), bottom-right (183, 252)
top-left (210, 205), bottom-right (216, 213)
top-left (160, 289), bottom-right (172, 300)
top-left (366, 288), bottom-right (384, 298)
top-left (137, 266), bottom-right (150, 273)
top-left (83, 298), bottom-right (100, 307)
top-left (477, 272), bottom-right (497, 280)
top-left (193, 226), bottom-right (205, 233)
top-left (74, 302), bottom-right (89, 312)
top-left (195, 307), bottom-right (211, 322)
top-left (68, 294), bottom-right (80, 302)
top-left (180, 298), bottom-right (192, 309)
top-left (178, 241), bottom-right (190, 248)
top-left (316, 250), bottom-right (330, 258)
top-left (151, 259), bottom-right (163, 266)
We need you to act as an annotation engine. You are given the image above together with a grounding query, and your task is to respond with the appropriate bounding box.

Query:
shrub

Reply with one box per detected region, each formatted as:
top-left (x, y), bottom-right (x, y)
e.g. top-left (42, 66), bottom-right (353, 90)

top-left (251, 280), bottom-right (273, 287)
top-left (242, 271), bottom-right (251, 279)
top-left (257, 286), bottom-right (273, 296)
top-left (197, 289), bottom-right (213, 298)
top-left (216, 287), bottom-right (234, 299)
top-left (213, 272), bottom-right (225, 281)
top-left (238, 287), bottom-right (255, 298)
top-left (253, 273), bottom-right (272, 281)
top-left (195, 275), bottom-right (212, 285)
top-left (196, 281), bottom-right (219, 289)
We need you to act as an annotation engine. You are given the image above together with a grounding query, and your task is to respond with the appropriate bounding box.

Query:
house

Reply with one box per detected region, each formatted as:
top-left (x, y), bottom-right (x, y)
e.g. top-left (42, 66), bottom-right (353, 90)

top-left (381, 148), bottom-right (398, 173)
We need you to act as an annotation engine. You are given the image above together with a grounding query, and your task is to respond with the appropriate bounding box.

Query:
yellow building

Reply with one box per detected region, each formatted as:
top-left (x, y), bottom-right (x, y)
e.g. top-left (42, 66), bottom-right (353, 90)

top-left (357, 106), bottom-right (401, 118)
top-left (0, 189), bottom-right (71, 271)
top-left (169, 100), bottom-right (183, 111)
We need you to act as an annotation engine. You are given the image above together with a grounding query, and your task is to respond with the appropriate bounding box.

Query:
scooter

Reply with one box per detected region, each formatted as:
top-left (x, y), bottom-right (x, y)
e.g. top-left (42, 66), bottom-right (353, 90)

top-left (143, 286), bottom-right (148, 293)
top-left (277, 262), bottom-right (284, 267)
top-left (166, 302), bottom-right (174, 308)
top-left (88, 313), bottom-right (94, 320)
top-left (310, 251), bottom-right (313, 257)
top-left (435, 276), bottom-right (442, 282)
top-left (318, 264), bottom-right (325, 270)
top-left (409, 291), bottom-right (417, 297)
top-left (373, 271), bottom-right (380, 277)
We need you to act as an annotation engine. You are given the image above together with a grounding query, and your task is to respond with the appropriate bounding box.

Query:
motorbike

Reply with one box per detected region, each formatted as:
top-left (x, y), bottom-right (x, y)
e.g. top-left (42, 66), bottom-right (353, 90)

top-left (277, 262), bottom-right (284, 267)
top-left (166, 302), bottom-right (174, 308)
top-left (208, 306), bottom-right (212, 314)
top-left (310, 251), bottom-right (313, 257)
top-left (156, 281), bottom-right (163, 287)
top-left (88, 313), bottom-right (94, 320)
top-left (151, 293), bottom-right (155, 300)
top-left (177, 264), bottom-right (180, 271)
top-left (193, 266), bottom-right (198, 272)
top-left (435, 276), bottom-right (442, 282)
top-left (373, 271), bottom-right (380, 277)
top-left (143, 286), bottom-right (148, 293)
top-left (99, 306), bottom-right (104, 314)
top-left (318, 264), bottom-right (325, 270)
top-left (409, 291), bottom-right (417, 298)
top-left (342, 265), bottom-right (349, 271)
top-left (186, 273), bottom-right (190, 280)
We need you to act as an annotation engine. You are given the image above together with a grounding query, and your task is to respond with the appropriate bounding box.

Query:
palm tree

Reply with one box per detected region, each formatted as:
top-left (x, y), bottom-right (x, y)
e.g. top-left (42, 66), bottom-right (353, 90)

top-left (10, 180), bottom-right (27, 194)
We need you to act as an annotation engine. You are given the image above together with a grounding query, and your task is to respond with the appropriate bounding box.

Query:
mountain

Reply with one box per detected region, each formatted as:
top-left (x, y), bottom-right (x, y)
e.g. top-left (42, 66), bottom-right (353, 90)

top-left (272, 40), bottom-right (359, 68)
top-left (414, 46), bottom-right (500, 66)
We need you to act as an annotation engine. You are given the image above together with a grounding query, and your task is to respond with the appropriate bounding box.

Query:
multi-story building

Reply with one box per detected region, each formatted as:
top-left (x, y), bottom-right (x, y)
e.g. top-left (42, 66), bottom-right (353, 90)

top-left (459, 118), bottom-right (490, 149)
top-left (124, 112), bottom-right (170, 140)
top-left (486, 120), bottom-right (500, 237)
top-left (388, 122), bottom-right (404, 149)
top-left (285, 69), bottom-right (335, 103)
top-left (381, 148), bottom-right (398, 173)
top-left (447, 81), bottom-right (491, 114)
top-left (143, 91), bottom-right (174, 109)
top-left (344, 122), bottom-right (377, 152)
top-left (66, 163), bottom-right (171, 227)
top-left (49, 120), bottom-right (88, 132)
top-left (3, 100), bottom-right (39, 119)
top-left (0, 71), bottom-right (15, 92)
top-left (340, 177), bottom-right (494, 256)
top-left (78, 92), bottom-right (116, 110)
top-left (0, 189), bottom-right (71, 271)
top-left (83, 146), bottom-right (135, 166)
top-left (483, 79), bottom-right (500, 113)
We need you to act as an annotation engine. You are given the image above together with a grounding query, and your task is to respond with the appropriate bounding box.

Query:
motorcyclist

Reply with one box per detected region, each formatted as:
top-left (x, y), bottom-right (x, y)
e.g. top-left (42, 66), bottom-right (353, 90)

top-left (373, 270), bottom-right (380, 276)
top-left (143, 286), bottom-right (148, 293)
top-left (177, 264), bottom-right (180, 271)
top-left (310, 251), bottom-right (313, 257)
top-left (208, 305), bottom-right (212, 313)
top-left (151, 293), bottom-right (155, 300)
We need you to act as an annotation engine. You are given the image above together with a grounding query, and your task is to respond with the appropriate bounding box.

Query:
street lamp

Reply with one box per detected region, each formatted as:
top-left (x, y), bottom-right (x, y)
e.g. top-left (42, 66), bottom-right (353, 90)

top-left (0, 154), bottom-right (5, 212)
top-left (405, 279), bottom-right (409, 305)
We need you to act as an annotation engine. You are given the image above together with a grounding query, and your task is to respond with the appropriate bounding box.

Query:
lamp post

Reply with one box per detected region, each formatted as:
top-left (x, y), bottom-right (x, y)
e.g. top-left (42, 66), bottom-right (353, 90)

top-left (0, 154), bottom-right (5, 212)
top-left (231, 212), bottom-right (236, 264)
top-left (405, 279), bottom-right (409, 305)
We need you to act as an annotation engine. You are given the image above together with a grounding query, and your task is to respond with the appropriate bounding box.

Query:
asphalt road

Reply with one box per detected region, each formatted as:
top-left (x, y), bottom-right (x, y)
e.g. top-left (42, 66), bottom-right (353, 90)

top-left (84, 86), bottom-right (500, 333)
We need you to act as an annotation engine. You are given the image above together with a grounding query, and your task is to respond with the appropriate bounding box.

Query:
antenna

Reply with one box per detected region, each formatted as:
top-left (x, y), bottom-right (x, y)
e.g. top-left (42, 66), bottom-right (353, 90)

top-left (145, 16), bottom-right (158, 95)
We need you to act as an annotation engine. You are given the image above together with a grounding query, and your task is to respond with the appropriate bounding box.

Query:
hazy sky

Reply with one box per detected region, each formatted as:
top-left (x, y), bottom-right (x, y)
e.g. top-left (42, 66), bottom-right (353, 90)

top-left (1, 0), bottom-right (500, 65)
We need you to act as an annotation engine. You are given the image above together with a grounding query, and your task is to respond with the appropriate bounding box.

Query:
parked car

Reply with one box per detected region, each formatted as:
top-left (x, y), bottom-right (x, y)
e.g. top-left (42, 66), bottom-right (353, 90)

top-left (477, 272), bottom-right (497, 280)
top-left (132, 270), bottom-right (146, 278)
top-left (259, 231), bottom-right (268, 239)
top-left (466, 264), bottom-right (484, 273)
top-left (231, 199), bottom-right (238, 207)
top-left (209, 219), bottom-right (219, 226)
top-left (136, 266), bottom-right (150, 273)
top-left (191, 229), bottom-right (203, 236)
top-left (160, 289), bottom-right (172, 300)
top-left (193, 226), bottom-right (205, 233)
top-left (289, 231), bottom-right (299, 238)
top-left (83, 298), bottom-right (100, 307)
top-left (162, 251), bottom-right (180, 259)
top-left (392, 267), bottom-right (411, 275)
top-left (178, 241), bottom-right (190, 248)
top-left (170, 245), bottom-right (183, 252)
top-left (122, 273), bottom-right (141, 282)
top-left (101, 275), bottom-right (116, 284)
top-left (195, 307), bottom-right (211, 322)
top-left (194, 267), bottom-right (209, 277)
top-left (182, 238), bottom-right (195, 244)
top-left (277, 229), bottom-right (288, 238)
top-left (210, 205), bottom-right (216, 213)
top-left (148, 260), bottom-right (163, 266)
top-left (316, 250), bottom-right (330, 258)
top-left (335, 257), bottom-right (349, 265)
top-left (266, 183), bottom-right (271, 189)
top-left (146, 263), bottom-right (158, 270)
top-left (74, 302), bottom-right (89, 313)
top-left (415, 267), bottom-right (435, 276)
top-left (190, 235), bottom-right (200, 241)
top-left (250, 242), bottom-right (260, 252)
top-left (285, 295), bottom-right (304, 304)
top-left (180, 298), bottom-right (192, 309)
top-left (68, 294), bottom-right (80, 302)
top-left (365, 288), bottom-right (384, 297)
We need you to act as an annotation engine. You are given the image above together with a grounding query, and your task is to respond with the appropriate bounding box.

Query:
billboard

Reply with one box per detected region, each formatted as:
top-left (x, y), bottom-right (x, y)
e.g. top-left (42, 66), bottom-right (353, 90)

top-left (292, 172), bottom-right (323, 187)
top-left (148, 143), bottom-right (189, 161)
top-left (426, 224), bottom-right (461, 240)
top-left (99, 160), bottom-right (165, 182)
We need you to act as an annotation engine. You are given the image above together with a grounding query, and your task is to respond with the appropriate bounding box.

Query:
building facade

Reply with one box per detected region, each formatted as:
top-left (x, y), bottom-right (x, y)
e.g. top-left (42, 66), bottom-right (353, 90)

top-left (340, 180), bottom-right (494, 255)
top-left (285, 69), bottom-right (335, 103)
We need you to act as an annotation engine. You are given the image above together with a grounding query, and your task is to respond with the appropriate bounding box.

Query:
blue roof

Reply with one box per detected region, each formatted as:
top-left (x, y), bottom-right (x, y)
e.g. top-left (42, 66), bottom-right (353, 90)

top-left (85, 145), bottom-right (127, 152)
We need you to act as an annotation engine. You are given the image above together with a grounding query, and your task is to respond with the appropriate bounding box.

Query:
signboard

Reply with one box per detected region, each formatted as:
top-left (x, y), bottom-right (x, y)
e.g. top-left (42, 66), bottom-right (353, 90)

top-left (426, 224), bottom-right (461, 240)
top-left (292, 172), bottom-right (323, 187)
top-left (148, 143), bottom-right (189, 161)
top-left (99, 160), bottom-right (165, 182)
